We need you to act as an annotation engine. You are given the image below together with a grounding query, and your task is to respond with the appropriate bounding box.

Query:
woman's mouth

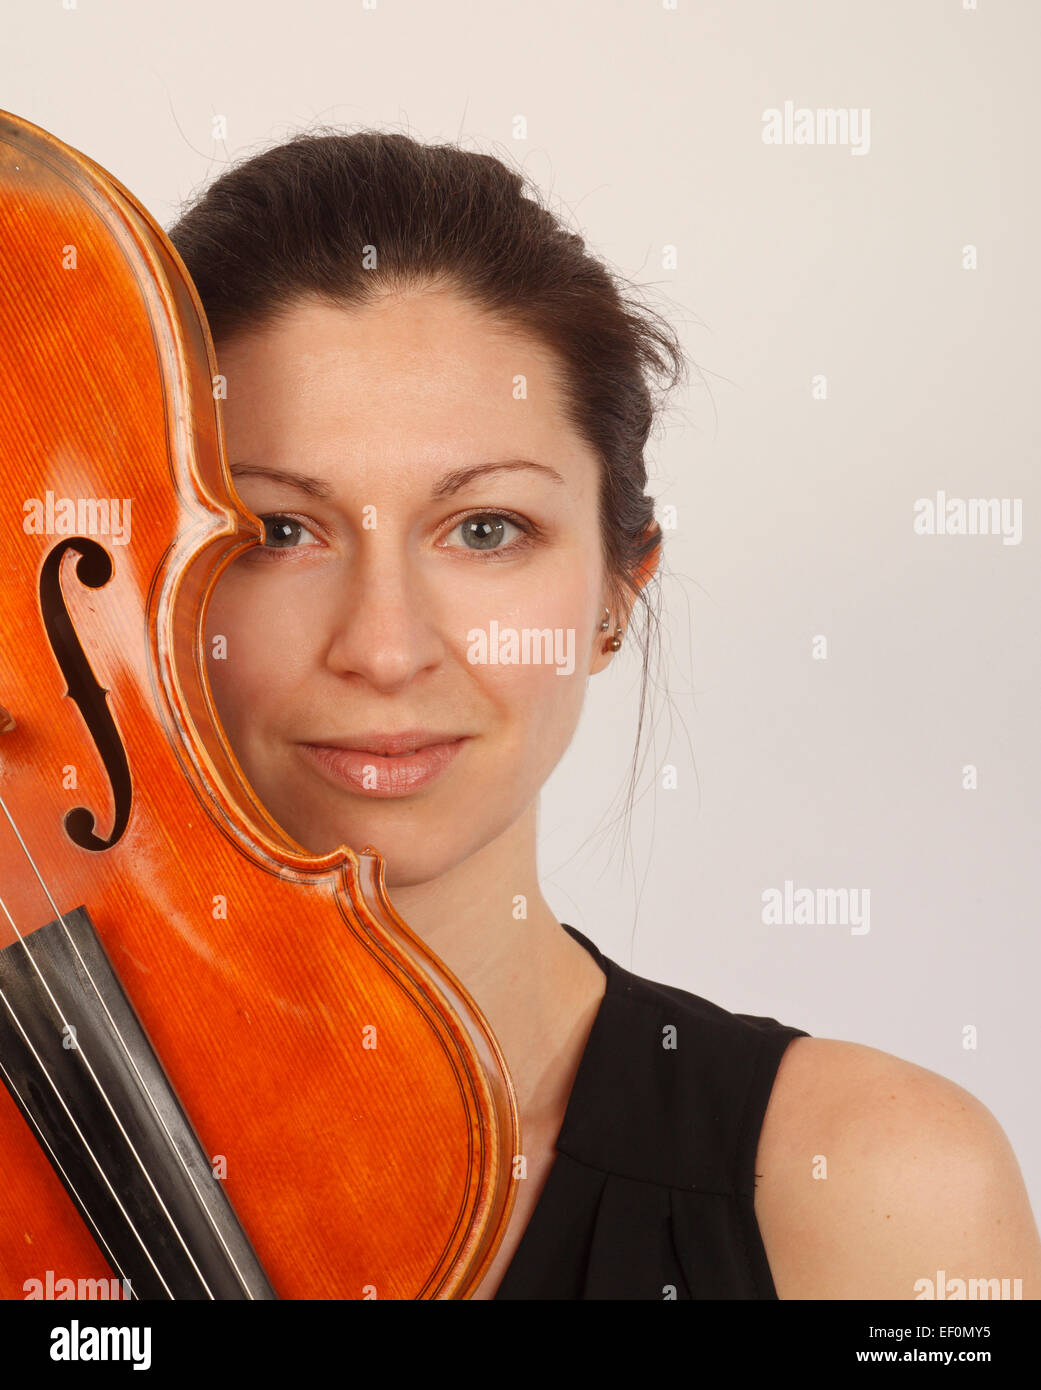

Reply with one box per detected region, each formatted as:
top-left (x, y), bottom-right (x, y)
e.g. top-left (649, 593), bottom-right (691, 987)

top-left (298, 737), bottom-right (469, 797)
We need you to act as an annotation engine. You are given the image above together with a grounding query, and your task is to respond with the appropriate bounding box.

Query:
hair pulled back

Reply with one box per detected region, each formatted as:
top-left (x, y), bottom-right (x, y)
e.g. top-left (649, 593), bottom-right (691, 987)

top-left (167, 128), bottom-right (686, 610)
top-left (167, 128), bottom-right (688, 831)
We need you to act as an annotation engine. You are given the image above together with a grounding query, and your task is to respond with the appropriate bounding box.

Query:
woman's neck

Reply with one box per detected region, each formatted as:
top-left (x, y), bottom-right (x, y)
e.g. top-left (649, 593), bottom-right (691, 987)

top-left (380, 802), bottom-right (606, 1124)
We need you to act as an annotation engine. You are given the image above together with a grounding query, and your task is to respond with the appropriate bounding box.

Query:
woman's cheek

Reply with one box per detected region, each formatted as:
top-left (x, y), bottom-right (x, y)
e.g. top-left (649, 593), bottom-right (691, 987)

top-left (454, 563), bottom-right (592, 673)
top-left (204, 587), bottom-right (282, 741)
top-left (456, 594), bottom-right (591, 753)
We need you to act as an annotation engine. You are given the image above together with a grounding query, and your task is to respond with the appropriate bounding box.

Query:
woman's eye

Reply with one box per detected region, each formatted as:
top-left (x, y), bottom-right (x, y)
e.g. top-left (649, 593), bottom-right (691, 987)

top-left (258, 514), bottom-right (320, 550)
top-left (444, 513), bottom-right (528, 553)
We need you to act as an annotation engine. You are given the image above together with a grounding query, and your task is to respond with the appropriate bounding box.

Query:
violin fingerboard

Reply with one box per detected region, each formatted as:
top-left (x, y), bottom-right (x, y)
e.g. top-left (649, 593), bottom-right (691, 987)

top-left (0, 905), bottom-right (278, 1300)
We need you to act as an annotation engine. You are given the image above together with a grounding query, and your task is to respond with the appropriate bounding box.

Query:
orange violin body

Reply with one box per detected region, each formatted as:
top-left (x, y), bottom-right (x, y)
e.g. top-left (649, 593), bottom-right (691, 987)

top-left (0, 110), bottom-right (517, 1299)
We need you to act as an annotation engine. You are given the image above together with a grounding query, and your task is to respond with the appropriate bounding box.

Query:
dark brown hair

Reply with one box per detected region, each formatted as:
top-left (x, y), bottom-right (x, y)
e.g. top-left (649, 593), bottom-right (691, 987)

top-left (166, 128), bottom-right (688, 828)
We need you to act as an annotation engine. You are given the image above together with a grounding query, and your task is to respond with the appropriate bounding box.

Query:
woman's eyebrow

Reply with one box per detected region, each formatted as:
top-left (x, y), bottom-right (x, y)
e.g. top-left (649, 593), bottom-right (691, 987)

top-left (230, 458), bottom-right (566, 501)
top-left (430, 459), bottom-right (566, 498)
top-left (229, 463), bottom-right (334, 499)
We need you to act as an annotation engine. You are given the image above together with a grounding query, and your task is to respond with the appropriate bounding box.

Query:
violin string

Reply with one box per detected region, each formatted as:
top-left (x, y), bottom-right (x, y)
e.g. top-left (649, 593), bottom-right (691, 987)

top-left (0, 793), bottom-right (223, 1299)
top-left (0, 880), bottom-right (200, 1299)
top-left (0, 786), bottom-right (266, 1298)
top-left (0, 808), bottom-right (264, 1304)
top-left (0, 785), bottom-right (258, 1298)
top-left (0, 1037), bottom-right (140, 1299)
top-left (0, 974), bottom-right (168, 1297)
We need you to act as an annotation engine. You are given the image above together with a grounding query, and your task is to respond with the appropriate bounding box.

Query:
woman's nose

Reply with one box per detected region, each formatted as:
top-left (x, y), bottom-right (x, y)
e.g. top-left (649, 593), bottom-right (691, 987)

top-left (321, 552), bottom-right (445, 692)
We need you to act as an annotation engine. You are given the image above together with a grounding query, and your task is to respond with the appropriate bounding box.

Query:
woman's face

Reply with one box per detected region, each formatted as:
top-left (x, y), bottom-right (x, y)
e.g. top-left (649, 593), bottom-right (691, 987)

top-left (204, 289), bottom-right (619, 886)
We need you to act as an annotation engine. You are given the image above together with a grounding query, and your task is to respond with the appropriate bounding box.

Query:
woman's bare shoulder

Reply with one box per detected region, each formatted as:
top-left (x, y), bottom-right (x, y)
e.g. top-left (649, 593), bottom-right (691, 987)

top-left (752, 1036), bottom-right (1041, 1299)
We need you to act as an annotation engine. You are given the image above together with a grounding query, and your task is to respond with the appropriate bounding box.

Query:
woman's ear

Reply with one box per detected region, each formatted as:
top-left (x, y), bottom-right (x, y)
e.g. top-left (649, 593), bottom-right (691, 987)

top-left (589, 524), bottom-right (660, 676)
top-left (632, 522), bottom-right (662, 593)
top-left (588, 603), bottom-right (622, 676)
top-left (608, 523), bottom-right (662, 633)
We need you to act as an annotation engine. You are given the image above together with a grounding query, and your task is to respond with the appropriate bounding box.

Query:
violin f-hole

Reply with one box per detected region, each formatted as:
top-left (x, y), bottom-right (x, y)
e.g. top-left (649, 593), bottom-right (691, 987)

top-left (40, 537), bottom-right (132, 851)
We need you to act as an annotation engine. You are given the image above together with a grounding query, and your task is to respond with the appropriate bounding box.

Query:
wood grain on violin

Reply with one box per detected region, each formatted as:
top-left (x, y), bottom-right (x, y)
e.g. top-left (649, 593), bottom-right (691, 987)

top-left (0, 110), bottom-right (519, 1299)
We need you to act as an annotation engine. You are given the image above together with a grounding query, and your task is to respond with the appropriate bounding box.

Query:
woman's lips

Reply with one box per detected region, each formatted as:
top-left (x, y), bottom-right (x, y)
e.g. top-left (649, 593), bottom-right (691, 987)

top-left (299, 739), bottom-right (468, 797)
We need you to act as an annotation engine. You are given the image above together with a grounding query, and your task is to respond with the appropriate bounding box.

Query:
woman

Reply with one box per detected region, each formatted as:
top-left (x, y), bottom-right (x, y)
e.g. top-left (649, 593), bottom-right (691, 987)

top-left (167, 130), bottom-right (1041, 1300)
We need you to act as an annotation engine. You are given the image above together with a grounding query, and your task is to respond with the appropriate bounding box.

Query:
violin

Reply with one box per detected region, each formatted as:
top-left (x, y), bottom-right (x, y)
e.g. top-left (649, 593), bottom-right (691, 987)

top-left (0, 108), bottom-right (518, 1300)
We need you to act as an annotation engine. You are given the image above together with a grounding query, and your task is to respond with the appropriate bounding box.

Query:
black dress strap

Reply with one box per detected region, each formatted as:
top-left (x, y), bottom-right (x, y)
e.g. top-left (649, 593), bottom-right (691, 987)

top-left (494, 923), bottom-right (809, 1299)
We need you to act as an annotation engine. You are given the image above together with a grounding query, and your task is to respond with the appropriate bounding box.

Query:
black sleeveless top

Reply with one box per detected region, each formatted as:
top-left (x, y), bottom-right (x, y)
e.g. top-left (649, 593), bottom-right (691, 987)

top-left (493, 923), bottom-right (811, 1300)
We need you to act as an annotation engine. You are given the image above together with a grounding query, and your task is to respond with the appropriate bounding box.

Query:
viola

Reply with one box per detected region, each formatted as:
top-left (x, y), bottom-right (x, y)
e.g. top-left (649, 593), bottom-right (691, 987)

top-left (0, 108), bottom-right (518, 1300)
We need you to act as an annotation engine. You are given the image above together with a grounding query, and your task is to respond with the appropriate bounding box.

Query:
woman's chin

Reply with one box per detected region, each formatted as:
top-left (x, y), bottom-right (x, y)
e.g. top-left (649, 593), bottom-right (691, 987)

top-left (272, 817), bottom-right (457, 889)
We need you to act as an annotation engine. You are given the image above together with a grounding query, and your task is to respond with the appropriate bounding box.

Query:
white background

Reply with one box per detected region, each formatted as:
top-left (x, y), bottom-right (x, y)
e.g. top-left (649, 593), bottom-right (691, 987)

top-left (5, 0), bottom-right (1039, 1228)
